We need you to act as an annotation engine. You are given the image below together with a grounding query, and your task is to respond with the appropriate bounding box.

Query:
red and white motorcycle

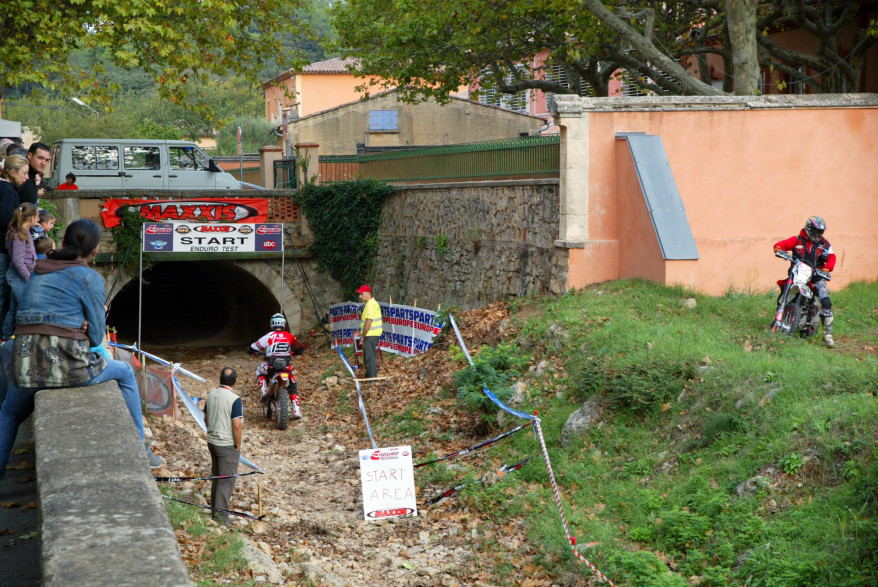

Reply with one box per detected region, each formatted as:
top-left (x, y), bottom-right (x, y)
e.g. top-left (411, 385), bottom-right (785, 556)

top-left (259, 356), bottom-right (300, 431)
top-left (770, 250), bottom-right (830, 338)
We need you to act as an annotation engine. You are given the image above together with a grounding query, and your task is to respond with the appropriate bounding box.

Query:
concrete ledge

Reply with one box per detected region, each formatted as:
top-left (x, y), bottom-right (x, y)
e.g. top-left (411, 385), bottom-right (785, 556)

top-left (34, 382), bottom-right (190, 586)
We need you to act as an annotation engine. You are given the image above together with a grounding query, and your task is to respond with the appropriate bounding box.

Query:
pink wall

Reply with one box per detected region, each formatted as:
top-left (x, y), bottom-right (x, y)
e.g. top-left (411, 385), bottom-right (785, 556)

top-left (560, 97), bottom-right (878, 294)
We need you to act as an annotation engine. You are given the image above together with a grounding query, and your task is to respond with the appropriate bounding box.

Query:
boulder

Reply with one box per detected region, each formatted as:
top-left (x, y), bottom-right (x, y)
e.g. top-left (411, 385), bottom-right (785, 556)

top-left (240, 537), bottom-right (283, 584)
top-left (560, 398), bottom-right (601, 446)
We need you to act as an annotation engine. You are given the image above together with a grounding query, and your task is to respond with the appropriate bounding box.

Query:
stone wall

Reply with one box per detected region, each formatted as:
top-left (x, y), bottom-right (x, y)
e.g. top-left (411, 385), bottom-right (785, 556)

top-left (372, 179), bottom-right (565, 310)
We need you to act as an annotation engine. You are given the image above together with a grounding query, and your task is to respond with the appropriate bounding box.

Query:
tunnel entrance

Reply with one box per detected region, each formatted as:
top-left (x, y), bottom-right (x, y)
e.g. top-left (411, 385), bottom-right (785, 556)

top-left (108, 261), bottom-right (280, 346)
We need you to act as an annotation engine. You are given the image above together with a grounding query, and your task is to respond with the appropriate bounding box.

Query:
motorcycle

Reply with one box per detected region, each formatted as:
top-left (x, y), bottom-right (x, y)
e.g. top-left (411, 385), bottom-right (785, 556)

top-left (770, 250), bottom-right (831, 338)
top-left (259, 355), bottom-right (301, 431)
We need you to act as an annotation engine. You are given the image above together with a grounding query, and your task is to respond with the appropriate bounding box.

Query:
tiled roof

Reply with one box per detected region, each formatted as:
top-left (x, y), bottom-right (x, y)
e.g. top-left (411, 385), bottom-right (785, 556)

top-left (301, 57), bottom-right (360, 75)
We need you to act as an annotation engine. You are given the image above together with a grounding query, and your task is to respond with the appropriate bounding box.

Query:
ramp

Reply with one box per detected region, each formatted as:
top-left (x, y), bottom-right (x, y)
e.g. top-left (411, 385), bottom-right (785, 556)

top-left (617, 133), bottom-right (698, 260)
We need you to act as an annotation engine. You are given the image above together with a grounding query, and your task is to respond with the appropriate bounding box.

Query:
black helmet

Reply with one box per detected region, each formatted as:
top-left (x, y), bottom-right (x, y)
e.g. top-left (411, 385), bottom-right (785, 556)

top-left (805, 216), bottom-right (826, 241)
top-left (270, 313), bottom-right (286, 331)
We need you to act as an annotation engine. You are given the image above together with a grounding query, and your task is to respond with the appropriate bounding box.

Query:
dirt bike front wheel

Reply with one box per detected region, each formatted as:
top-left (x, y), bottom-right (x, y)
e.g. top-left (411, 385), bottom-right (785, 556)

top-left (778, 303), bottom-right (801, 335)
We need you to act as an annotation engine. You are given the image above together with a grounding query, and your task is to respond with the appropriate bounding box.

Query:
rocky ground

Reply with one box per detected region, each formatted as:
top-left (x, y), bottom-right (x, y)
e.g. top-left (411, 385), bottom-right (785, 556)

top-left (147, 303), bottom-right (572, 586)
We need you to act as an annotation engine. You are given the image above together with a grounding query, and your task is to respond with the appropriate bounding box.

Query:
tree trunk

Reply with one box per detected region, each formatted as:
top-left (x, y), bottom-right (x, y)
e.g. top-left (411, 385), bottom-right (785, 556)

top-left (726, 0), bottom-right (760, 95)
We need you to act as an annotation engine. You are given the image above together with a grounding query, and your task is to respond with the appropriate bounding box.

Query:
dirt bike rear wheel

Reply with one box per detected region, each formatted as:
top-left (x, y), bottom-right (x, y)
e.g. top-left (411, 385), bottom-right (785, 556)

top-left (276, 390), bottom-right (290, 430)
top-left (779, 303), bottom-right (801, 335)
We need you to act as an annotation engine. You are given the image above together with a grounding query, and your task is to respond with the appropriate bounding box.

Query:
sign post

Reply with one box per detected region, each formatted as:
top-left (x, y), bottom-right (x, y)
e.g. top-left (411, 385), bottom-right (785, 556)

top-left (237, 126), bottom-right (243, 181)
top-left (358, 445), bottom-right (417, 521)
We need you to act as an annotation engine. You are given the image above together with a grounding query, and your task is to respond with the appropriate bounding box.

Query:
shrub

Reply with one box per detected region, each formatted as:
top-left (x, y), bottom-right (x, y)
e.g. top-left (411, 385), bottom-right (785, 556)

top-left (604, 549), bottom-right (687, 586)
top-left (294, 179), bottom-right (394, 300)
top-left (452, 343), bottom-right (528, 422)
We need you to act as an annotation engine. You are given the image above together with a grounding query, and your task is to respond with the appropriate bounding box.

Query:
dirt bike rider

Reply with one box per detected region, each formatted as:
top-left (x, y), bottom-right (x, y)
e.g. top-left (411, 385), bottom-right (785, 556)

top-left (249, 313), bottom-right (305, 417)
top-left (773, 216), bottom-right (837, 347)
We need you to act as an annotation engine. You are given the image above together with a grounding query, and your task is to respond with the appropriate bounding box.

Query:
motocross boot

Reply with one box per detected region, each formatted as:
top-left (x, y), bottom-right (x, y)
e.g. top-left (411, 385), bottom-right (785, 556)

top-left (257, 375), bottom-right (268, 400)
top-left (821, 314), bottom-right (835, 347)
top-left (291, 393), bottom-right (302, 419)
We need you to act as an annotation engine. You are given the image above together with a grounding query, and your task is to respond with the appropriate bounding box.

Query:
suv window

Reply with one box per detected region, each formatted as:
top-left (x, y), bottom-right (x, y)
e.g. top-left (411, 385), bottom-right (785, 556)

top-left (169, 146), bottom-right (210, 171)
top-left (72, 145), bottom-right (119, 170)
top-left (124, 146), bottom-right (161, 170)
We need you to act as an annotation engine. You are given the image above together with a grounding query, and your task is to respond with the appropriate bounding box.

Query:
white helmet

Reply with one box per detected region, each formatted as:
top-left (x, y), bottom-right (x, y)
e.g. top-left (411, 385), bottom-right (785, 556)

top-left (270, 313), bottom-right (286, 331)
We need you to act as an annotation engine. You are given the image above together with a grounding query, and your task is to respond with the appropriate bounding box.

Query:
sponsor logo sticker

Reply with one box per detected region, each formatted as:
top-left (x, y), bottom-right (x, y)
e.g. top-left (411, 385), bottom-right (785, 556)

top-left (145, 225), bottom-right (172, 234)
top-left (366, 508), bottom-right (416, 519)
top-left (256, 225), bottom-right (282, 234)
top-left (195, 225), bottom-right (236, 233)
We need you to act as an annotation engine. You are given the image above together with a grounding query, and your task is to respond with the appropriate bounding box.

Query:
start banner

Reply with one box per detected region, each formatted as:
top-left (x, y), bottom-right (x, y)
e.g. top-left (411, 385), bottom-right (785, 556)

top-left (142, 222), bottom-right (283, 253)
top-left (102, 198), bottom-right (268, 228)
top-left (329, 302), bottom-right (443, 357)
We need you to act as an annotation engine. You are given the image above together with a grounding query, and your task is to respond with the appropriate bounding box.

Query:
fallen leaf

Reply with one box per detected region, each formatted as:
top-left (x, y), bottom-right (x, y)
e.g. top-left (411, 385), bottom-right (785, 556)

top-left (18, 531), bottom-right (38, 540)
top-left (21, 502), bottom-right (37, 511)
top-left (0, 502), bottom-right (21, 509)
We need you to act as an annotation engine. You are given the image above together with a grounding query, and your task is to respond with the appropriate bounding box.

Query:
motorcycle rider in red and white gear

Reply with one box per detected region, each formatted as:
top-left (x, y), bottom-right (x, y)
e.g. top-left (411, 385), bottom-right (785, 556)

top-left (249, 313), bottom-right (305, 417)
top-left (773, 215), bottom-right (837, 347)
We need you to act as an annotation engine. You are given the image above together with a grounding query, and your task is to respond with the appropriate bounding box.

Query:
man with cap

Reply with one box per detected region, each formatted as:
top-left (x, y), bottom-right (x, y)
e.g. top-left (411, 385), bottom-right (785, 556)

top-left (357, 285), bottom-right (383, 378)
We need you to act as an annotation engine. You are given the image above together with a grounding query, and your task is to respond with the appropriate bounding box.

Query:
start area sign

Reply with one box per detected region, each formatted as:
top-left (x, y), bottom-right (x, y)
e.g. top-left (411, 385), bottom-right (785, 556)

top-left (142, 222), bottom-right (283, 253)
top-left (359, 445), bottom-right (417, 520)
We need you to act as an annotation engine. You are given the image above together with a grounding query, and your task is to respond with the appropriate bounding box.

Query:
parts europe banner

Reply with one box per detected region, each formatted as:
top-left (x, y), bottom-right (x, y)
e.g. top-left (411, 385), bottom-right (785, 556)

top-left (142, 222), bottom-right (283, 253)
top-left (102, 198), bottom-right (268, 228)
top-left (329, 302), bottom-right (443, 358)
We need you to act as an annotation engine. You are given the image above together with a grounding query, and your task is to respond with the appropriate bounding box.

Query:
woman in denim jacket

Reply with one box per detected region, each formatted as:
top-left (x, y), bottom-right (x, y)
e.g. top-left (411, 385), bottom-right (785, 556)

top-left (0, 219), bottom-right (163, 477)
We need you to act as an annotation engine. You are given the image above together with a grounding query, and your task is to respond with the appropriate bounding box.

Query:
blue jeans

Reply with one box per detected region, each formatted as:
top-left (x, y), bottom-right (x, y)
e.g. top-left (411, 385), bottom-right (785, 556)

top-left (0, 348), bottom-right (145, 479)
top-left (2, 268), bottom-right (26, 339)
top-left (0, 253), bottom-right (10, 334)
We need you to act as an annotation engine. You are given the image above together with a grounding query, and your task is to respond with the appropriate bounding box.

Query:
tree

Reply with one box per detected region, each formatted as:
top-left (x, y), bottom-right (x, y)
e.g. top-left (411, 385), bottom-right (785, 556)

top-left (215, 117), bottom-right (277, 156)
top-left (331, 0), bottom-right (876, 100)
top-left (0, 0), bottom-right (315, 120)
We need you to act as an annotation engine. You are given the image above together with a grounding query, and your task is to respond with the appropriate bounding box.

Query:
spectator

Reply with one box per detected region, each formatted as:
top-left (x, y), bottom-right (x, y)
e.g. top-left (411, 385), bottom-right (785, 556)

top-left (357, 284), bottom-right (384, 378)
top-left (55, 172), bottom-right (78, 191)
top-left (0, 155), bottom-right (25, 334)
top-left (18, 142), bottom-right (51, 205)
top-left (33, 236), bottom-right (55, 258)
top-left (3, 203), bottom-right (38, 339)
top-left (0, 219), bottom-right (163, 479)
top-left (30, 209), bottom-right (55, 240)
top-left (204, 367), bottom-right (243, 526)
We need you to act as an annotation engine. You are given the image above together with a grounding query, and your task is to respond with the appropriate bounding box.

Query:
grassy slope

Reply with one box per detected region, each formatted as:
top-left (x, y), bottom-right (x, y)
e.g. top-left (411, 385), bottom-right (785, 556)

top-left (457, 279), bottom-right (877, 586)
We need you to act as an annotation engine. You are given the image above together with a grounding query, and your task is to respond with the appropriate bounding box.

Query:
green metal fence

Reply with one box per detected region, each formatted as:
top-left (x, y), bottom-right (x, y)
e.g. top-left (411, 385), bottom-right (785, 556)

top-left (317, 136), bottom-right (559, 185)
top-left (366, 135), bottom-right (559, 184)
top-left (319, 155), bottom-right (360, 184)
top-left (237, 166), bottom-right (261, 187)
top-left (273, 159), bottom-right (298, 189)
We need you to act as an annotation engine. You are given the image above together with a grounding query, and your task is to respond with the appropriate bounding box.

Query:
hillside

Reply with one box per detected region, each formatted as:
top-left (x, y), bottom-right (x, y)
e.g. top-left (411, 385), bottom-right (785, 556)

top-left (152, 278), bottom-right (877, 586)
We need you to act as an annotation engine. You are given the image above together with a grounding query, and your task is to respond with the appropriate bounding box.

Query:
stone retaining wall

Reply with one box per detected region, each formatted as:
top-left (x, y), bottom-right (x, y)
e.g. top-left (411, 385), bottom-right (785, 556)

top-left (373, 179), bottom-right (565, 310)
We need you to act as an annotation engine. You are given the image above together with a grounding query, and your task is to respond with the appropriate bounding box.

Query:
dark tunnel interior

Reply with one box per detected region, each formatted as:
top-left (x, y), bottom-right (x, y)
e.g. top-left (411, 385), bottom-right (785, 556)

top-left (107, 261), bottom-right (281, 347)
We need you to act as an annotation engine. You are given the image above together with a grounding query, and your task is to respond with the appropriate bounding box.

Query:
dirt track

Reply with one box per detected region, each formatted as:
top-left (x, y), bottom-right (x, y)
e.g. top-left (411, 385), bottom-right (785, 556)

top-left (147, 304), bottom-right (573, 586)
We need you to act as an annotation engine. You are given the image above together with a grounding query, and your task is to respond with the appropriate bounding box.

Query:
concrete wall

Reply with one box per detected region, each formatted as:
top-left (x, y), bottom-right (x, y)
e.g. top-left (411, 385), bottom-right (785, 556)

top-left (35, 382), bottom-right (190, 586)
top-left (287, 93), bottom-right (548, 155)
top-left (555, 94), bottom-right (878, 294)
top-left (371, 180), bottom-right (565, 309)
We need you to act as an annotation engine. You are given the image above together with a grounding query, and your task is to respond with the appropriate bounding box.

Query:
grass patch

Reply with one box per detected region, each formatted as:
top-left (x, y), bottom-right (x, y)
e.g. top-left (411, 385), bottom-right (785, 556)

top-left (454, 278), bottom-right (878, 585)
top-left (161, 487), bottom-right (250, 584)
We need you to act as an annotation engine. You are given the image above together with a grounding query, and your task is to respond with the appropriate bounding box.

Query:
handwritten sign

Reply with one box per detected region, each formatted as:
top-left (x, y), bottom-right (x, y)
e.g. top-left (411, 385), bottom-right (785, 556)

top-left (359, 445), bottom-right (417, 521)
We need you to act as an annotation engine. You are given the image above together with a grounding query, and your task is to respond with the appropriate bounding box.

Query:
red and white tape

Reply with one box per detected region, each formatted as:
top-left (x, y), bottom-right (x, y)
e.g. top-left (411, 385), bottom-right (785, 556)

top-left (533, 416), bottom-right (616, 586)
